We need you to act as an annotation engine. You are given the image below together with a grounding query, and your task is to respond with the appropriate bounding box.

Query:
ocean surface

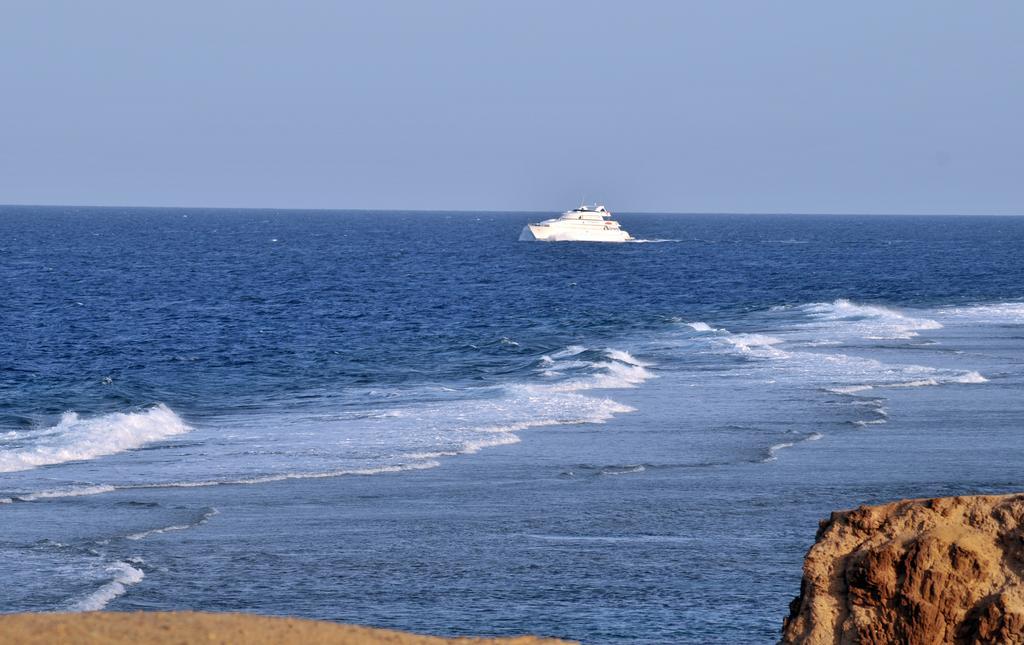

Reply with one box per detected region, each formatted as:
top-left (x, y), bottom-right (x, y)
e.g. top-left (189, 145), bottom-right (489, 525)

top-left (2, 207), bottom-right (1023, 643)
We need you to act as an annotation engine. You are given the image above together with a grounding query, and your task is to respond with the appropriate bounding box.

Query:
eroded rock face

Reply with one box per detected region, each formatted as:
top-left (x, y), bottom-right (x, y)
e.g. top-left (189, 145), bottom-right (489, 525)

top-left (782, 494), bottom-right (1024, 644)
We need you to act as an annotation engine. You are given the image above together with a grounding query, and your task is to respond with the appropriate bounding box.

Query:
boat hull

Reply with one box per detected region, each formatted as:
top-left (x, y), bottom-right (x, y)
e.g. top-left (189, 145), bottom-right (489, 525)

top-left (519, 223), bottom-right (632, 243)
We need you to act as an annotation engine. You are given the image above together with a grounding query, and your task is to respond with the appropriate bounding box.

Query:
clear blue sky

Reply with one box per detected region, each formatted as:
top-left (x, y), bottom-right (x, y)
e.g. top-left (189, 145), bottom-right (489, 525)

top-left (2, 2), bottom-right (1021, 214)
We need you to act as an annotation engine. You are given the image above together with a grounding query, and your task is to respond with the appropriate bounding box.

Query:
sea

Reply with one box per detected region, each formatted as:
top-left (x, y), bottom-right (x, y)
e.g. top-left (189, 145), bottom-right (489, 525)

top-left (1, 206), bottom-right (1023, 643)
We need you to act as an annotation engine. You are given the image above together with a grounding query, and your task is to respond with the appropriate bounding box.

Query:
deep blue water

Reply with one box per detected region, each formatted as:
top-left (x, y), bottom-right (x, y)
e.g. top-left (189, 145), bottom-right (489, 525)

top-left (2, 207), bottom-right (1023, 642)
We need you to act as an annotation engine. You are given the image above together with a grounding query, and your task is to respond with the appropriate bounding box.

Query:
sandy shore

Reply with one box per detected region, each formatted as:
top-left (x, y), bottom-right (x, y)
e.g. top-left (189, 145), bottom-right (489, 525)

top-left (0, 612), bottom-right (573, 644)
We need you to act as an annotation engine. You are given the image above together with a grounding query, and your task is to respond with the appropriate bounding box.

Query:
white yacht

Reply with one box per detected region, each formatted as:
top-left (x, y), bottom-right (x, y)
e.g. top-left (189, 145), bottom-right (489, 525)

top-left (519, 203), bottom-right (633, 242)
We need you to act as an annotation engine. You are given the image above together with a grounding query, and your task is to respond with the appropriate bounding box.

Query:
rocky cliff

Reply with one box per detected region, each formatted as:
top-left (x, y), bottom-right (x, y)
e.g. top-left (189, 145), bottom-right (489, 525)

top-left (782, 494), bottom-right (1024, 644)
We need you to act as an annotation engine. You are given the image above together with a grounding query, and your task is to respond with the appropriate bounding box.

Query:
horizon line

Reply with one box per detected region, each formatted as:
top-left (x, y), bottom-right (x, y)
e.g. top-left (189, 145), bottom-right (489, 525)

top-left (1, 202), bottom-right (1022, 218)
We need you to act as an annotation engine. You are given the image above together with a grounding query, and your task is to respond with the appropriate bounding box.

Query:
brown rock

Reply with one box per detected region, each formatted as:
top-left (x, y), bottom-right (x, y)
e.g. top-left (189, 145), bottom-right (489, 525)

top-left (782, 494), bottom-right (1024, 644)
top-left (0, 611), bottom-right (575, 645)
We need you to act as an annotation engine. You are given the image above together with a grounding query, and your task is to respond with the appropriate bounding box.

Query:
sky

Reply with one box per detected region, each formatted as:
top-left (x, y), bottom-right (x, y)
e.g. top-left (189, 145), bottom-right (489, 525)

top-left (1, 2), bottom-right (1022, 214)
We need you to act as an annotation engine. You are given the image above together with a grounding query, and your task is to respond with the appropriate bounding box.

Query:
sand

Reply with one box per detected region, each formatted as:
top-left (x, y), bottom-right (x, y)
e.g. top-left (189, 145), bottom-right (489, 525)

top-left (0, 612), bottom-right (573, 645)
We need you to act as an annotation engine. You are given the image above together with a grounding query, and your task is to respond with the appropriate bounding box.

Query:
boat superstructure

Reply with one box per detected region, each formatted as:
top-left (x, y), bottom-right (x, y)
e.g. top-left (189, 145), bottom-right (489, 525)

top-left (519, 204), bottom-right (633, 242)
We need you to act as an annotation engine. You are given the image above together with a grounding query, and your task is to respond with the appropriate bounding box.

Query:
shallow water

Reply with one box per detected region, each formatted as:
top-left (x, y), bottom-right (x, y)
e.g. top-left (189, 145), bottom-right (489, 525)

top-left (2, 207), bottom-right (1023, 642)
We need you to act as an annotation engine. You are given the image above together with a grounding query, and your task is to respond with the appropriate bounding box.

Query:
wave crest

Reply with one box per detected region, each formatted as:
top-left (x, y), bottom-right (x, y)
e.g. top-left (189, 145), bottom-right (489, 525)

top-left (69, 561), bottom-right (144, 612)
top-left (0, 404), bottom-right (190, 473)
top-left (799, 299), bottom-right (943, 340)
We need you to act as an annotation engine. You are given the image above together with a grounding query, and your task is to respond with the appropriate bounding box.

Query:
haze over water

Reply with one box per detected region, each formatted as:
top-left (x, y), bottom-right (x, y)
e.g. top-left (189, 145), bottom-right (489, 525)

top-left (2, 207), bottom-right (1022, 642)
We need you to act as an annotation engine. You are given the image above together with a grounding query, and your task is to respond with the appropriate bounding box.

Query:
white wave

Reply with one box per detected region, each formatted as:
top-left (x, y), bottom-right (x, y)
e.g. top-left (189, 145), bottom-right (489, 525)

top-left (955, 371), bottom-right (989, 384)
top-left (935, 302), bottom-right (1024, 324)
top-left (827, 385), bottom-right (875, 395)
top-left (797, 299), bottom-right (942, 340)
top-left (604, 348), bottom-right (649, 367)
top-left (548, 345), bottom-right (587, 359)
top-left (541, 347), bottom-right (654, 391)
top-left (764, 442), bottom-right (795, 460)
top-left (690, 322), bottom-right (792, 361)
top-left (152, 460), bottom-right (443, 488)
top-left (626, 238), bottom-right (683, 243)
top-left (887, 371), bottom-right (986, 388)
top-left (600, 465), bottom-right (646, 475)
top-left (410, 421), bottom-right (562, 459)
top-left (718, 334), bottom-right (789, 358)
top-left (687, 321), bottom-right (719, 332)
top-left (890, 378), bottom-right (938, 388)
top-left (461, 433), bottom-right (522, 454)
top-left (230, 461), bottom-right (444, 485)
top-left (0, 342), bottom-right (650, 492)
top-left (405, 450), bottom-right (459, 460)
top-left (13, 484), bottom-right (116, 502)
top-left (853, 419), bottom-right (888, 427)
top-left (549, 362), bottom-right (652, 390)
top-left (694, 317), bottom-right (987, 397)
top-left (126, 507), bottom-right (218, 541)
top-left (0, 404), bottom-right (190, 473)
top-left (539, 359), bottom-right (590, 374)
top-left (762, 432), bottom-right (824, 462)
top-left (365, 410), bottom-right (404, 419)
top-left (123, 359), bottom-right (642, 488)
top-left (69, 561), bottom-right (144, 612)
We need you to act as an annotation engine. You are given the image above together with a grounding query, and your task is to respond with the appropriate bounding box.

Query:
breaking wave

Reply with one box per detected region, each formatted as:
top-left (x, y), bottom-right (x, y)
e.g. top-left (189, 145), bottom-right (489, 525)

top-left (794, 299), bottom-right (943, 340)
top-left (9, 485), bottom-right (117, 502)
top-left (149, 461), bottom-right (443, 488)
top-left (719, 333), bottom-right (788, 358)
top-left (687, 321), bottom-right (720, 332)
top-left (761, 432), bottom-right (823, 462)
top-left (125, 507), bottom-right (219, 541)
top-left (685, 313), bottom-right (985, 393)
top-left (934, 302), bottom-right (1024, 324)
top-left (69, 561), bottom-right (145, 612)
top-left (0, 404), bottom-right (190, 473)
